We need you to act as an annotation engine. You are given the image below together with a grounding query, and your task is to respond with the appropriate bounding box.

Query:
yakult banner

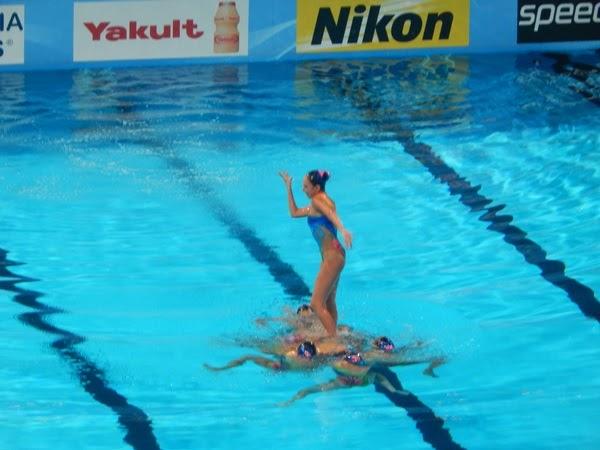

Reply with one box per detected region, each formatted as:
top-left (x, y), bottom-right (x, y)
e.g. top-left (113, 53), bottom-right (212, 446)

top-left (74, 0), bottom-right (248, 62)
top-left (517, 0), bottom-right (600, 43)
top-left (297, 0), bottom-right (469, 53)
top-left (0, 4), bottom-right (25, 65)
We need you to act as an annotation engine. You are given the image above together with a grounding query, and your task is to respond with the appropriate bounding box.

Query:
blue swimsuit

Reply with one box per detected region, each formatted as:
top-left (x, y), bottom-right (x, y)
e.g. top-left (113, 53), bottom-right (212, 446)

top-left (307, 215), bottom-right (337, 244)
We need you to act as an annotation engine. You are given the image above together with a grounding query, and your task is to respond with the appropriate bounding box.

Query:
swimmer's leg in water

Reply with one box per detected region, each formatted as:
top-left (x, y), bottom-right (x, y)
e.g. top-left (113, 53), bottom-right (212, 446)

top-left (204, 355), bottom-right (282, 372)
top-left (422, 357), bottom-right (446, 378)
top-left (367, 365), bottom-right (410, 395)
top-left (374, 355), bottom-right (447, 377)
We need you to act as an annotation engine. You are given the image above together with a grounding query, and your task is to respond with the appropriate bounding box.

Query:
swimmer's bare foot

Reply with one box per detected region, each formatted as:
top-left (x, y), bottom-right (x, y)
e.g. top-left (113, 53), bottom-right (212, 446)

top-left (423, 367), bottom-right (438, 378)
top-left (422, 357), bottom-right (446, 378)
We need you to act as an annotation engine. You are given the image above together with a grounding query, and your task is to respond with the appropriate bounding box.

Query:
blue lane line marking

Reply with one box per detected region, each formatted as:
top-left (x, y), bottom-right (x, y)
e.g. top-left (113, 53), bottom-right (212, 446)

top-left (0, 248), bottom-right (161, 450)
top-left (372, 365), bottom-right (466, 450)
top-left (404, 138), bottom-right (600, 323)
top-left (160, 150), bottom-right (312, 300)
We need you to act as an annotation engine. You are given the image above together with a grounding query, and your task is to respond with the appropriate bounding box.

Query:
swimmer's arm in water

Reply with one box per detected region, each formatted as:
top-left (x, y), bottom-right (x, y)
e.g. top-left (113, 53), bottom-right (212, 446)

top-left (255, 306), bottom-right (299, 328)
top-left (279, 171), bottom-right (310, 218)
top-left (204, 355), bottom-right (282, 372)
top-left (279, 379), bottom-right (349, 407)
top-left (254, 315), bottom-right (292, 328)
top-left (311, 195), bottom-right (353, 249)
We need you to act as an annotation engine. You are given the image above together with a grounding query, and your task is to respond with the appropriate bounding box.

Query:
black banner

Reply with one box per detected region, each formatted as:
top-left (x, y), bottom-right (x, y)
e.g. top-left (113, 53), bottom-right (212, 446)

top-left (517, 0), bottom-right (600, 43)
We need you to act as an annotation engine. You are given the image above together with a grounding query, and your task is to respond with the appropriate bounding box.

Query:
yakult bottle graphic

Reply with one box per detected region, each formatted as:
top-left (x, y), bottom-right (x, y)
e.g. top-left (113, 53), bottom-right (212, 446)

top-left (214, 1), bottom-right (240, 53)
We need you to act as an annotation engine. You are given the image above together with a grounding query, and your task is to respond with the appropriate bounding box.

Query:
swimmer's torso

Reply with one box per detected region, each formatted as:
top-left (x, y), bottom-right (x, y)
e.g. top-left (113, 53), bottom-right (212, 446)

top-left (307, 194), bottom-right (345, 258)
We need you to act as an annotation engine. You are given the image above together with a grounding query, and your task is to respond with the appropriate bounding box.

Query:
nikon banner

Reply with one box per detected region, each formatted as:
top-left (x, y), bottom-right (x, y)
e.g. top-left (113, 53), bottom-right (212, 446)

top-left (297, 0), bottom-right (469, 53)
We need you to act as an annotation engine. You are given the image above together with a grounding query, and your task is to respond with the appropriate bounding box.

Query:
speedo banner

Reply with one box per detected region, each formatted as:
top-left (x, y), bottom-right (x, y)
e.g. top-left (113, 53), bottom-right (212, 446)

top-left (517, 0), bottom-right (600, 43)
top-left (297, 0), bottom-right (469, 53)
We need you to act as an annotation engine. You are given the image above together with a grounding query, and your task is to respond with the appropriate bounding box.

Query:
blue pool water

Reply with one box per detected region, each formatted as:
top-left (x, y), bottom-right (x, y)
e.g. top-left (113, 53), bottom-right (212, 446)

top-left (1, 51), bottom-right (599, 450)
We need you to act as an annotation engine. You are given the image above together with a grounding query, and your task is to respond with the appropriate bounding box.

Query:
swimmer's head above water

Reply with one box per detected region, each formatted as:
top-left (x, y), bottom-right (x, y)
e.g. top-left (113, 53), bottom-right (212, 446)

top-left (297, 341), bottom-right (317, 359)
top-left (344, 352), bottom-right (367, 366)
top-left (303, 169), bottom-right (330, 197)
top-left (296, 304), bottom-right (313, 316)
top-left (374, 336), bottom-right (395, 353)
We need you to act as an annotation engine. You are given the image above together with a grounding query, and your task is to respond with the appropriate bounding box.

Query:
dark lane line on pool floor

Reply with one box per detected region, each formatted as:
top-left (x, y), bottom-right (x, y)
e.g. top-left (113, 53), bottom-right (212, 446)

top-left (314, 63), bottom-right (600, 324)
top-left (122, 138), bottom-right (312, 301)
top-left (162, 151), bottom-right (312, 300)
top-left (543, 52), bottom-right (600, 107)
top-left (0, 248), bottom-right (161, 450)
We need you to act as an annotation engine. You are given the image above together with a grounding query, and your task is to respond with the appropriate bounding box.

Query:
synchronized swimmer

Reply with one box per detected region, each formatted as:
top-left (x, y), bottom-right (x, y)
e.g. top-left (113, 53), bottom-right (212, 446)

top-left (279, 170), bottom-right (352, 337)
top-left (204, 169), bottom-right (446, 406)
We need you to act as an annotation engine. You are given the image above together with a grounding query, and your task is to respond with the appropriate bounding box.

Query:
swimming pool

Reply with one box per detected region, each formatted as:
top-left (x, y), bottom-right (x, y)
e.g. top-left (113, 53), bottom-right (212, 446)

top-left (1, 51), bottom-right (599, 450)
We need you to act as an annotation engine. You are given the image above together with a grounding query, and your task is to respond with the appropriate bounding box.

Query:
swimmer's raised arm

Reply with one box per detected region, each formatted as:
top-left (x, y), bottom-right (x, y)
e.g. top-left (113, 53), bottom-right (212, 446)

top-left (279, 171), bottom-right (310, 218)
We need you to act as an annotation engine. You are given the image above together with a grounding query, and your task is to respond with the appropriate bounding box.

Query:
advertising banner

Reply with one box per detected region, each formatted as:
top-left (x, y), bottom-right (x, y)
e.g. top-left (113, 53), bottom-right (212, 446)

top-left (0, 5), bottom-right (25, 65)
top-left (517, 0), bottom-right (600, 43)
top-left (297, 0), bottom-right (469, 53)
top-left (73, 0), bottom-right (248, 62)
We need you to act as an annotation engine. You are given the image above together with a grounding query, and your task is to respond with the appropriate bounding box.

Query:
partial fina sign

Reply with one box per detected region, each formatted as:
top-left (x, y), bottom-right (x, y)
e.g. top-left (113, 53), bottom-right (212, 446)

top-left (518, 0), bottom-right (600, 43)
top-left (297, 0), bottom-right (469, 53)
top-left (0, 5), bottom-right (25, 65)
top-left (74, 0), bottom-right (248, 62)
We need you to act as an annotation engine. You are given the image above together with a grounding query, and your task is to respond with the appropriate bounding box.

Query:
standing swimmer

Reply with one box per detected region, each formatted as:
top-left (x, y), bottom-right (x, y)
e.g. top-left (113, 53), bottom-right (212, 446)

top-left (278, 170), bottom-right (352, 337)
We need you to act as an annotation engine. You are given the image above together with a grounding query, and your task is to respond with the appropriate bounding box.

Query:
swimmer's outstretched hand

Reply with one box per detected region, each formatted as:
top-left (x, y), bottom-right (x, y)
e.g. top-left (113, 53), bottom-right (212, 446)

top-left (278, 171), bottom-right (292, 189)
top-left (341, 228), bottom-right (353, 249)
top-left (203, 363), bottom-right (224, 372)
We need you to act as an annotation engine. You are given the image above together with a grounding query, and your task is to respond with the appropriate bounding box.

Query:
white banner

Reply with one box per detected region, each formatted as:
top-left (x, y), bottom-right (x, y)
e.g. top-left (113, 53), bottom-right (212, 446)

top-left (74, 0), bottom-right (248, 62)
top-left (0, 5), bottom-right (25, 65)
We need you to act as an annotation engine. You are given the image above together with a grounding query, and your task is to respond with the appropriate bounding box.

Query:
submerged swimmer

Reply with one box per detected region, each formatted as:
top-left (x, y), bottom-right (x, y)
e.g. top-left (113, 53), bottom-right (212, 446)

top-left (280, 341), bottom-right (446, 406)
top-left (279, 352), bottom-right (406, 406)
top-left (279, 170), bottom-right (352, 337)
top-left (204, 341), bottom-right (320, 372)
top-left (204, 336), bottom-right (348, 373)
top-left (364, 336), bottom-right (446, 377)
top-left (254, 304), bottom-right (317, 329)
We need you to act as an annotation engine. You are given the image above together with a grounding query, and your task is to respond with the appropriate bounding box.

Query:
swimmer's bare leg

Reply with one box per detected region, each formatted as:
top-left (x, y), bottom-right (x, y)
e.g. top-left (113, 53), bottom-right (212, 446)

top-left (378, 355), bottom-right (447, 378)
top-left (422, 357), bottom-right (446, 378)
top-left (371, 373), bottom-right (409, 395)
top-left (368, 365), bottom-right (410, 395)
top-left (311, 259), bottom-right (343, 337)
top-left (278, 379), bottom-right (347, 407)
top-left (325, 276), bottom-right (340, 326)
top-left (204, 355), bottom-right (281, 372)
